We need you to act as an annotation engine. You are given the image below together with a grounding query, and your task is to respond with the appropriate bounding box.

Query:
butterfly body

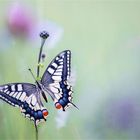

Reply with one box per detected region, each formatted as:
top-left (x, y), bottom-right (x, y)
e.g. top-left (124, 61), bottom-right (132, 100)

top-left (0, 50), bottom-right (75, 125)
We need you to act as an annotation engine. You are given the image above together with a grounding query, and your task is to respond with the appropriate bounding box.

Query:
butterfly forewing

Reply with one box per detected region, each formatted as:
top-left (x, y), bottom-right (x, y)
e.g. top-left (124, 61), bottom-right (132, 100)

top-left (41, 50), bottom-right (74, 111)
top-left (0, 83), bottom-right (48, 125)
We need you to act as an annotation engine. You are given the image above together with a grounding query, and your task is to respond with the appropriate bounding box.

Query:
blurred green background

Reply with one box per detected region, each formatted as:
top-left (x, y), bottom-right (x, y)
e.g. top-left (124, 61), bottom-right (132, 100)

top-left (0, 0), bottom-right (140, 140)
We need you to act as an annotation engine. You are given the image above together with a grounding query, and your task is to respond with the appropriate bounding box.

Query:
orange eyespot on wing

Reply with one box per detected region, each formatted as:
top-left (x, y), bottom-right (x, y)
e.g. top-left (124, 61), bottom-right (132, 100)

top-left (43, 110), bottom-right (49, 118)
top-left (55, 102), bottom-right (62, 109)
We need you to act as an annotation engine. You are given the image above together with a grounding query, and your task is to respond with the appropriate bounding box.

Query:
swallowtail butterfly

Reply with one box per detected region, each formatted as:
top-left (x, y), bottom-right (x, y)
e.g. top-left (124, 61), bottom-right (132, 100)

top-left (0, 31), bottom-right (76, 126)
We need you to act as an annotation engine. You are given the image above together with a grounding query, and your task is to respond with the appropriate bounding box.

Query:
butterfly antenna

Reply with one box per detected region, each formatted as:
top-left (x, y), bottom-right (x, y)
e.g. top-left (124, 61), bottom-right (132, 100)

top-left (37, 31), bottom-right (49, 78)
top-left (28, 68), bottom-right (37, 81)
top-left (34, 122), bottom-right (38, 140)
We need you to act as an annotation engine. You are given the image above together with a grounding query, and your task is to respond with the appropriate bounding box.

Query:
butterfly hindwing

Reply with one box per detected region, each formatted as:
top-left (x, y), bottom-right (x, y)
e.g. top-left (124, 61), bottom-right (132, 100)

top-left (0, 83), bottom-right (48, 125)
top-left (41, 50), bottom-right (74, 111)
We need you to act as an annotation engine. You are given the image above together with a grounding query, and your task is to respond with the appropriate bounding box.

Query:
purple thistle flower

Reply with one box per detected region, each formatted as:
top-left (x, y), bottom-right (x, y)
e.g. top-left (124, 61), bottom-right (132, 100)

top-left (6, 3), bottom-right (35, 38)
top-left (5, 3), bottom-right (63, 48)
top-left (106, 96), bottom-right (139, 130)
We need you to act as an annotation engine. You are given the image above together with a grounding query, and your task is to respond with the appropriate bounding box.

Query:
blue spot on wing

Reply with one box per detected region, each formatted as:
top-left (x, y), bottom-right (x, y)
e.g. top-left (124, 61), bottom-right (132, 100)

top-left (37, 111), bottom-right (43, 119)
top-left (22, 101), bottom-right (46, 121)
top-left (63, 97), bottom-right (68, 103)
top-left (58, 81), bottom-right (71, 109)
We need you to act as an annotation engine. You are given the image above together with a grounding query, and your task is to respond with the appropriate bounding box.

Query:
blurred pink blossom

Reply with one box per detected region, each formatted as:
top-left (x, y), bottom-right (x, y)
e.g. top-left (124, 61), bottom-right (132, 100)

top-left (5, 3), bottom-right (63, 48)
top-left (6, 3), bottom-right (35, 38)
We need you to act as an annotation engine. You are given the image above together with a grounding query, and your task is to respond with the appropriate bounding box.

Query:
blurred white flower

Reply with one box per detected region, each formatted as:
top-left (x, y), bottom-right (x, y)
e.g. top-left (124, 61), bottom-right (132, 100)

top-left (31, 20), bottom-right (63, 49)
top-left (55, 110), bottom-right (69, 129)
